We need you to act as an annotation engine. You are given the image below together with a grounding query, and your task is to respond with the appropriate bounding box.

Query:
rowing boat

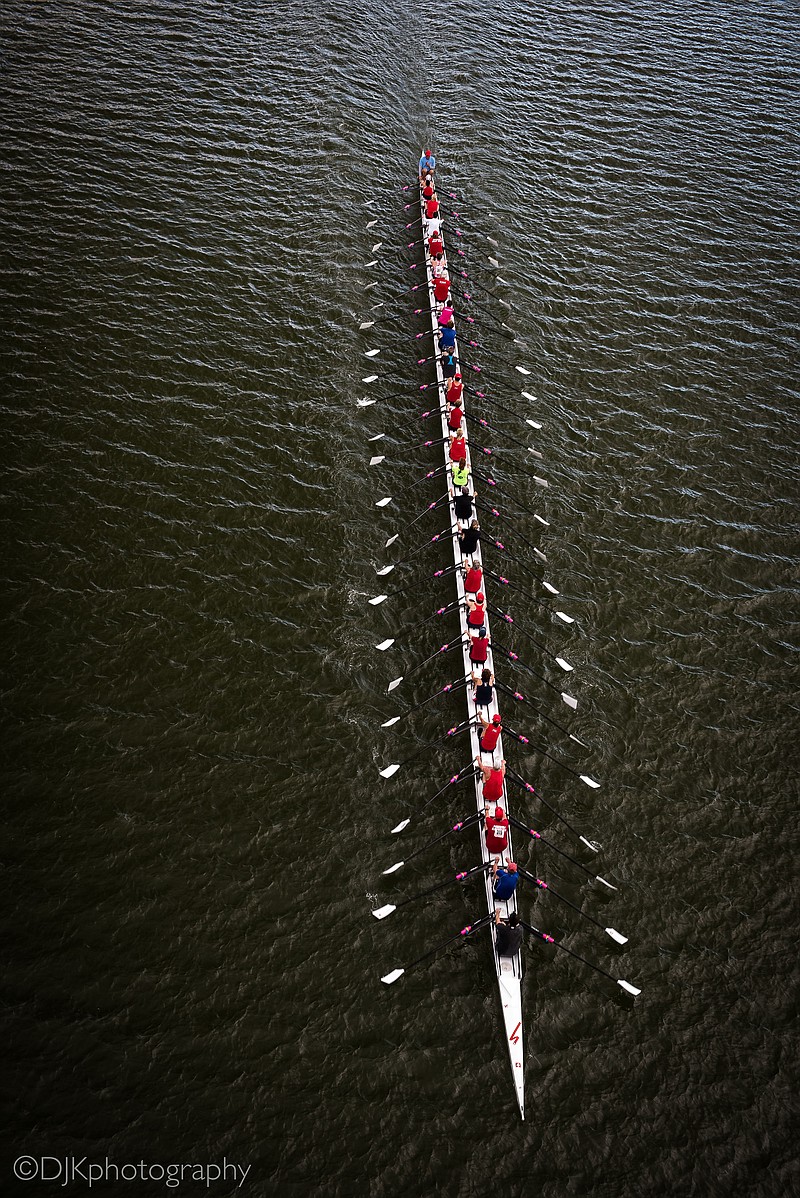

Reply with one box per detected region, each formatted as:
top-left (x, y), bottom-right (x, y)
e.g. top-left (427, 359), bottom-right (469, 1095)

top-left (363, 155), bottom-right (640, 1118)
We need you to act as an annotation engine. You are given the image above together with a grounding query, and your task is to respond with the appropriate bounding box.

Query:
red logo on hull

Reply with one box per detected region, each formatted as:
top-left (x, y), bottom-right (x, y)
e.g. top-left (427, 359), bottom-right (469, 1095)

top-left (509, 1022), bottom-right (521, 1045)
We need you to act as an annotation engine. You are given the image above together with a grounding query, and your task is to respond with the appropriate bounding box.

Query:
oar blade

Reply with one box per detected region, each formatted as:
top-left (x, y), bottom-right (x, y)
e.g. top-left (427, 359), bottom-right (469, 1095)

top-left (380, 763), bottom-right (401, 779)
top-left (606, 928), bottom-right (628, 945)
top-left (387, 676), bottom-right (403, 693)
top-left (617, 979), bottom-right (641, 996)
top-left (555, 657), bottom-right (574, 672)
top-left (579, 835), bottom-right (601, 852)
top-left (363, 374), bottom-right (379, 383)
top-left (596, 875), bottom-right (618, 892)
top-left (516, 365), bottom-right (532, 375)
top-left (555, 611), bottom-right (574, 624)
top-left (369, 594), bottom-right (388, 606)
top-left (376, 565), bottom-right (394, 577)
top-left (381, 968), bottom-right (405, 986)
top-left (371, 904), bottom-right (397, 920)
top-left (391, 818), bottom-right (410, 833)
top-left (385, 534), bottom-right (399, 547)
top-left (357, 399), bottom-right (377, 408)
top-left (375, 497), bottom-right (392, 508)
top-left (542, 581), bottom-right (559, 594)
top-left (561, 693), bottom-right (578, 710)
top-left (376, 639), bottom-right (394, 651)
top-left (383, 860), bottom-right (404, 875)
top-left (359, 320), bottom-right (376, 330)
top-left (381, 715), bottom-right (401, 728)
top-left (580, 775), bottom-right (601, 789)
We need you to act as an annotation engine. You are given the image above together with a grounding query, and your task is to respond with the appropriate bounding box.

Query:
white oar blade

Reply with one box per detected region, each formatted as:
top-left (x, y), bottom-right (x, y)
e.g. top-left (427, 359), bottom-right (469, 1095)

top-left (487, 235), bottom-right (499, 247)
top-left (366, 220), bottom-right (377, 229)
top-left (496, 276), bottom-right (509, 285)
top-left (597, 876), bottom-right (618, 892)
top-left (371, 904), bottom-right (397, 920)
top-left (488, 256), bottom-right (500, 267)
top-left (387, 676), bottom-right (403, 693)
top-left (535, 515), bottom-right (550, 526)
top-left (359, 321), bottom-right (376, 330)
top-left (534, 476), bottom-right (549, 488)
top-left (561, 693), bottom-right (578, 710)
top-left (365, 349), bottom-right (380, 358)
top-left (606, 928), bottom-right (628, 945)
top-left (579, 836), bottom-right (600, 853)
top-left (370, 455), bottom-right (385, 466)
top-left (375, 497), bottom-right (392, 508)
top-left (376, 565), bottom-right (394, 577)
top-left (385, 533), bottom-right (399, 547)
top-left (556, 611), bottom-right (574, 624)
top-left (528, 448), bottom-right (544, 460)
top-left (376, 638), bottom-right (394, 651)
top-left (580, 775), bottom-right (601, 789)
top-left (556, 657), bottom-right (574, 672)
top-left (618, 979), bottom-right (641, 996)
top-left (369, 594), bottom-right (388, 606)
top-left (381, 968), bottom-right (405, 986)
top-left (357, 398), bottom-right (376, 407)
top-left (381, 716), bottom-right (401, 728)
top-left (527, 419), bottom-right (543, 430)
top-left (521, 390), bottom-right (537, 401)
top-left (363, 374), bottom-right (379, 383)
top-left (516, 365), bottom-right (532, 375)
top-left (391, 818), bottom-right (410, 833)
top-left (369, 432), bottom-right (386, 442)
top-left (534, 548), bottom-right (547, 563)
top-left (371, 242), bottom-right (383, 252)
top-left (383, 861), bottom-right (404, 875)
top-left (380, 763), bottom-right (401, 779)
top-left (364, 279), bottom-right (379, 287)
top-left (543, 581), bottom-right (559, 594)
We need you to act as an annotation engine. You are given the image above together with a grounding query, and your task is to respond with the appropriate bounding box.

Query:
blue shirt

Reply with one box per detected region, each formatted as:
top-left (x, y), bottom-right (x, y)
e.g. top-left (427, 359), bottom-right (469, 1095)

top-left (439, 326), bottom-right (456, 350)
top-left (419, 153), bottom-right (436, 175)
top-left (493, 869), bottom-right (518, 900)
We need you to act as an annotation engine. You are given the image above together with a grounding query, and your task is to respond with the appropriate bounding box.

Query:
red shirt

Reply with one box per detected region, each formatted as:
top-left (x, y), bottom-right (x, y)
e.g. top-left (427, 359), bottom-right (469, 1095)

top-left (480, 724), bottom-right (501, 753)
top-left (448, 406), bottom-right (463, 430)
top-left (448, 379), bottom-right (463, 403)
top-left (485, 813), bottom-right (509, 853)
top-left (422, 183), bottom-right (434, 200)
top-left (464, 566), bottom-right (482, 593)
top-left (449, 437), bottom-right (466, 463)
top-left (428, 236), bottom-right (443, 256)
top-left (426, 198), bottom-right (440, 219)
top-left (433, 276), bottom-right (451, 303)
top-left (483, 770), bottom-right (504, 803)
top-left (469, 635), bottom-right (489, 663)
top-left (468, 603), bottom-right (485, 627)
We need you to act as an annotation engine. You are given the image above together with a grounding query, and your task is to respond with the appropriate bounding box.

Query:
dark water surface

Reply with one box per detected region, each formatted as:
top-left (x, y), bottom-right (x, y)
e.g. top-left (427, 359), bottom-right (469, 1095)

top-left (2, 1), bottom-right (798, 1196)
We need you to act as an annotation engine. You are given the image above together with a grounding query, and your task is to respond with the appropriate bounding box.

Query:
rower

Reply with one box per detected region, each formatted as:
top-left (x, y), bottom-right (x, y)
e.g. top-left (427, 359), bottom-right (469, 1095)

top-left (451, 458), bottom-right (470, 490)
top-left (463, 560), bottom-right (483, 594)
top-left (438, 321), bottom-right (457, 353)
top-left (494, 910), bottom-right (523, 957)
top-left (419, 148), bottom-right (436, 179)
top-left (492, 859), bottom-right (519, 901)
top-left (446, 372), bottom-right (464, 405)
top-left (453, 485), bottom-right (473, 524)
top-left (441, 347), bottom-right (458, 379)
top-left (431, 253), bottom-right (446, 278)
top-left (472, 667), bottom-right (495, 708)
top-left (433, 274), bottom-right (451, 305)
top-left (447, 396), bottom-right (464, 430)
top-left (428, 229), bottom-right (444, 257)
top-left (422, 176), bottom-right (435, 201)
top-left (479, 714), bottom-right (503, 761)
top-left (485, 801), bottom-right (509, 850)
top-left (459, 519), bottom-right (481, 557)
top-left (425, 194), bottom-right (440, 222)
top-left (449, 427), bottom-right (467, 464)
top-left (479, 757), bottom-right (506, 804)
top-left (438, 302), bottom-right (455, 326)
top-left (468, 630), bottom-right (490, 669)
top-left (466, 590), bottom-right (486, 634)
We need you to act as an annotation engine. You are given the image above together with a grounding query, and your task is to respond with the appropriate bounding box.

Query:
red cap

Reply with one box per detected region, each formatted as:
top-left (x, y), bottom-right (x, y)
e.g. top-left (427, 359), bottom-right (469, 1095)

top-left (495, 805), bottom-right (504, 819)
top-left (454, 372), bottom-right (462, 379)
top-left (492, 714), bottom-right (501, 724)
top-left (476, 592), bottom-right (484, 602)
top-left (424, 149), bottom-right (430, 155)
top-left (507, 862), bottom-right (518, 873)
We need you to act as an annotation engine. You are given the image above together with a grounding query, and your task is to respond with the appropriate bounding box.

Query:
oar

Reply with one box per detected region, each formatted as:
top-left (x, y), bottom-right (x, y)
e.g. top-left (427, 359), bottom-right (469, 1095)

top-left (487, 602), bottom-right (572, 672)
top-left (484, 567), bottom-right (569, 617)
top-left (372, 861), bottom-right (491, 920)
top-left (515, 867), bottom-right (627, 944)
top-left (504, 733), bottom-right (599, 789)
top-left (379, 716), bottom-right (470, 779)
top-left (383, 810), bottom-right (484, 874)
top-left (455, 269), bottom-right (511, 307)
top-left (492, 678), bottom-right (582, 744)
top-left (374, 525), bottom-right (455, 578)
top-left (465, 386), bottom-right (541, 430)
top-left (492, 641), bottom-right (577, 709)
top-left (416, 329), bottom-right (480, 351)
top-left (519, 920), bottom-right (640, 995)
top-left (413, 304), bottom-right (478, 327)
top-left (375, 598), bottom-right (459, 653)
top-left (383, 635), bottom-right (463, 700)
top-left (380, 914), bottom-right (495, 985)
top-left (381, 675), bottom-right (469, 731)
top-left (505, 766), bottom-right (599, 849)
top-left (463, 411), bottom-right (540, 457)
top-left (507, 815), bottom-right (618, 892)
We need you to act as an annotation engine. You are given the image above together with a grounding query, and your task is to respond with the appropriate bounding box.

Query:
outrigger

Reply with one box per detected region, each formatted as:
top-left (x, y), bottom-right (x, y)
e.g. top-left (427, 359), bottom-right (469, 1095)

top-left (361, 155), bottom-right (641, 1118)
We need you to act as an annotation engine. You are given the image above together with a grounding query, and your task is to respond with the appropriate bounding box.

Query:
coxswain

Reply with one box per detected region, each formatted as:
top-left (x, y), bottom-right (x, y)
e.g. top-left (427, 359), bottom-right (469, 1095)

top-left (459, 518), bottom-right (481, 557)
top-left (467, 590), bottom-right (486, 633)
top-left (472, 667), bottom-right (495, 708)
top-left (433, 274), bottom-right (451, 304)
top-left (439, 321), bottom-right (457, 352)
top-left (468, 630), bottom-right (490, 667)
top-left (484, 800), bottom-right (509, 850)
top-left (426, 194), bottom-right (440, 222)
top-left (492, 858), bottom-right (519, 901)
top-left (463, 560), bottom-right (483, 594)
top-left (479, 713), bottom-right (503, 759)
top-left (479, 758), bottom-right (506, 804)
top-left (494, 910), bottom-right (523, 957)
top-left (446, 373), bottom-right (464, 404)
top-left (449, 427), bottom-right (467, 464)
top-left (447, 396), bottom-right (463, 430)
top-left (419, 148), bottom-right (436, 179)
top-left (453, 485), bottom-right (473, 523)
top-left (438, 302), bottom-right (455, 326)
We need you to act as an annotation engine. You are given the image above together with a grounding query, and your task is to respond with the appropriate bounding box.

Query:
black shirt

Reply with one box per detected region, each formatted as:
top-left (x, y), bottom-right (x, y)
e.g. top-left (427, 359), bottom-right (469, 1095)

top-left (454, 493), bottom-right (473, 520)
top-left (495, 922), bottom-right (523, 956)
top-left (460, 527), bottom-right (480, 554)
